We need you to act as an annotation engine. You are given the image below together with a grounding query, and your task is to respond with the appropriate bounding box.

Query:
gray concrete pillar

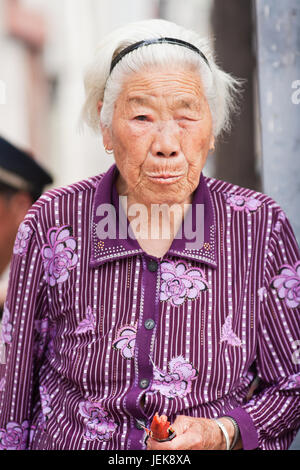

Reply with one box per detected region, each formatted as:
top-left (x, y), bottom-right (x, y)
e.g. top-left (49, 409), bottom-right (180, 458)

top-left (255, 0), bottom-right (300, 244)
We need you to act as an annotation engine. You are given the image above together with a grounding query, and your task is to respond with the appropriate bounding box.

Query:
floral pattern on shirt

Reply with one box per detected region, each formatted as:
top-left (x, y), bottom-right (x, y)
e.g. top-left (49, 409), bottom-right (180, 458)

top-left (258, 286), bottom-right (267, 302)
top-left (112, 324), bottom-right (137, 360)
top-left (1, 303), bottom-right (12, 345)
top-left (220, 315), bottom-right (242, 347)
top-left (0, 420), bottom-right (29, 450)
top-left (34, 318), bottom-right (49, 359)
top-left (279, 373), bottom-right (300, 391)
top-left (78, 400), bottom-right (117, 442)
top-left (42, 225), bottom-right (78, 287)
top-left (75, 306), bottom-right (96, 334)
top-left (151, 355), bottom-right (198, 399)
top-left (13, 222), bottom-right (32, 256)
top-left (226, 193), bottom-right (262, 214)
top-left (37, 385), bottom-right (52, 430)
top-left (270, 261), bottom-right (300, 308)
top-left (160, 260), bottom-right (208, 307)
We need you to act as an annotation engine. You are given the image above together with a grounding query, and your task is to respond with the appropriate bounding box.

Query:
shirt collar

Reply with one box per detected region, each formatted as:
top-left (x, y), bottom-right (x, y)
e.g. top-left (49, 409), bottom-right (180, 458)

top-left (90, 164), bottom-right (217, 268)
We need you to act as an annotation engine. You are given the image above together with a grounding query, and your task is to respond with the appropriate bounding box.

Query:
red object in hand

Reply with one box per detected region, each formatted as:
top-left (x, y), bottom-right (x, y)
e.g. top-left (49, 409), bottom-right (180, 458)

top-left (148, 413), bottom-right (176, 442)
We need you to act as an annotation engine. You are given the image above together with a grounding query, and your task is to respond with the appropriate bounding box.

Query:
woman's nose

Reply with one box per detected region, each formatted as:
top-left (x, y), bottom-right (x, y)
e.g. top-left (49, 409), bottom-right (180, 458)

top-left (151, 122), bottom-right (180, 157)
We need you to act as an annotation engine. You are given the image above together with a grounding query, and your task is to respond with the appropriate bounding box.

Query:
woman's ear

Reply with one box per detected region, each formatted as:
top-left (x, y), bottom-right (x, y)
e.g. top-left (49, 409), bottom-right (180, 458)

top-left (97, 101), bottom-right (104, 133)
top-left (102, 127), bottom-right (113, 152)
top-left (97, 100), bottom-right (102, 116)
top-left (209, 135), bottom-right (215, 152)
top-left (98, 101), bottom-right (113, 151)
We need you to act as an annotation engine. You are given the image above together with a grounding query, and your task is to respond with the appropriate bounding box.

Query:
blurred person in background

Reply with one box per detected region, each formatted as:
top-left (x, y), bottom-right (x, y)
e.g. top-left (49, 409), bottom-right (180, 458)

top-left (0, 136), bottom-right (52, 317)
top-left (0, 19), bottom-right (299, 451)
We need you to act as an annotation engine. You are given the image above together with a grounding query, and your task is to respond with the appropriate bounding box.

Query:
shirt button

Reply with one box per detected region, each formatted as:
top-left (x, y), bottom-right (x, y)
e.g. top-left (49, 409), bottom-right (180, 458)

top-left (144, 319), bottom-right (155, 330)
top-left (135, 419), bottom-right (147, 430)
top-left (147, 260), bottom-right (158, 272)
top-left (139, 378), bottom-right (149, 389)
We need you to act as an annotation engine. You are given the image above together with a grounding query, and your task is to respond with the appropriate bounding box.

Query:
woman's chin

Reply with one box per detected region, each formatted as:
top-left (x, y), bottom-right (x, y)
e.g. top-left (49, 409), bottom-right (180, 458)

top-left (140, 188), bottom-right (187, 206)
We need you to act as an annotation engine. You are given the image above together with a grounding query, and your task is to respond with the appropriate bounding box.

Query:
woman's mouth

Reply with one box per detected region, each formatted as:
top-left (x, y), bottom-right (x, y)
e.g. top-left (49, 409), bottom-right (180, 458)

top-left (146, 173), bottom-right (184, 184)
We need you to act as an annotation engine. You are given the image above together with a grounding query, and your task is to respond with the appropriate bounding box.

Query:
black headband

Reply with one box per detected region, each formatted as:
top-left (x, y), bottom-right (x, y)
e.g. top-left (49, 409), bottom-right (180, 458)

top-left (109, 37), bottom-right (210, 74)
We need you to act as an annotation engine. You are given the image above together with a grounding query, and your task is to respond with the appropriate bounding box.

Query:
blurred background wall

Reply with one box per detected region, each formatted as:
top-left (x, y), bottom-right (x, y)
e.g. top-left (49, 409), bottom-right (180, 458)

top-left (0, 0), bottom-right (299, 243)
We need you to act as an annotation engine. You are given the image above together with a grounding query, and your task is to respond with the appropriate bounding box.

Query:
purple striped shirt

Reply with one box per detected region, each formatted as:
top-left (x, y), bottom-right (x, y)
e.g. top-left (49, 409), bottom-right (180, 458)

top-left (0, 163), bottom-right (299, 450)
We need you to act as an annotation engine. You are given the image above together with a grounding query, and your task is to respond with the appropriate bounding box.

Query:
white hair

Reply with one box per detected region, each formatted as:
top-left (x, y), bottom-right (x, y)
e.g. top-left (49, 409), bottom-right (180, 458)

top-left (81, 19), bottom-right (243, 138)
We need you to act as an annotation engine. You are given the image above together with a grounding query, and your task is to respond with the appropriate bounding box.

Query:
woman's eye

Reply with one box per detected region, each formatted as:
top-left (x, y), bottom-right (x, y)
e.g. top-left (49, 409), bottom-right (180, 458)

top-left (177, 116), bottom-right (193, 121)
top-left (134, 115), bottom-right (148, 121)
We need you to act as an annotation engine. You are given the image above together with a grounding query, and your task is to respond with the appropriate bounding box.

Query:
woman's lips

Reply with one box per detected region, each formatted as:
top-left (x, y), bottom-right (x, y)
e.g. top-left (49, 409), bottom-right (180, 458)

top-left (146, 173), bottom-right (184, 184)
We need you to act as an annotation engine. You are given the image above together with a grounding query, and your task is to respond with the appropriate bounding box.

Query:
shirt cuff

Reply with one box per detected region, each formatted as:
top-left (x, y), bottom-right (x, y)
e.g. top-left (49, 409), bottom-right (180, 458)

top-left (224, 407), bottom-right (259, 450)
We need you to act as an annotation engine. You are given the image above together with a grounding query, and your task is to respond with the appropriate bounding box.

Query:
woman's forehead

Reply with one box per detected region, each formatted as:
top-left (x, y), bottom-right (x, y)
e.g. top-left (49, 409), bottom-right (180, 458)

top-left (125, 94), bottom-right (204, 111)
top-left (119, 68), bottom-right (205, 104)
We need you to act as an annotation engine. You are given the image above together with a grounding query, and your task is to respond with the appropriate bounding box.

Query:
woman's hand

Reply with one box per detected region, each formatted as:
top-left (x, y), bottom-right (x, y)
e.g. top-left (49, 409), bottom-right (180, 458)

top-left (146, 416), bottom-right (240, 450)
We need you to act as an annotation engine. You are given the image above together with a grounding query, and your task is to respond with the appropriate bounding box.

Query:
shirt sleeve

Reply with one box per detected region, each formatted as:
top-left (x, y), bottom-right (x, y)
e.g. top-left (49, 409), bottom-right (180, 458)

top-left (226, 207), bottom-right (300, 450)
top-left (0, 219), bottom-right (49, 450)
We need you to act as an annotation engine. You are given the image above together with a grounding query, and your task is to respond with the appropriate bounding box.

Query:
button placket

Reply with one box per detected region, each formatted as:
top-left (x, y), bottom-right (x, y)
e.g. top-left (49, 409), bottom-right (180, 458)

top-left (125, 255), bottom-right (160, 449)
top-left (135, 418), bottom-right (147, 430)
top-left (144, 318), bottom-right (155, 330)
top-left (147, 259), bottom-right (158, 272)
top-left (139, 378), bottom-right (150, 389)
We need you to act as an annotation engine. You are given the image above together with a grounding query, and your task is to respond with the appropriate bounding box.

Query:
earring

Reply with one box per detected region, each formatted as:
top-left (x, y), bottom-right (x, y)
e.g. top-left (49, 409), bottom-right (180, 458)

top-left (105, 147), bottom-right (114, 155)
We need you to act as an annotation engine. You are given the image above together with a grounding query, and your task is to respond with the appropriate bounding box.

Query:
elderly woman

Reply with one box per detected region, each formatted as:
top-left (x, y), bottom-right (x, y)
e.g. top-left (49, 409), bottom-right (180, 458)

top-left (0, 19), bottom-right (299, 451)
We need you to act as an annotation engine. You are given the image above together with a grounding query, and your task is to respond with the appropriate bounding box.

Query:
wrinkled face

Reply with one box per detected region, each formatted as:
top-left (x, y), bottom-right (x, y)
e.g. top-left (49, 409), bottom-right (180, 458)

top-left (101, 66), bottom-right (215, 205)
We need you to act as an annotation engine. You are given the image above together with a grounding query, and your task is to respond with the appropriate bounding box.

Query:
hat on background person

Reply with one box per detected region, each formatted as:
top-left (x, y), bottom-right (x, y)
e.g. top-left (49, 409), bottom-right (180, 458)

top-left (0, 136), bottom-right (53, 201)
top-left (0, 136), bottom-right (53, 317)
